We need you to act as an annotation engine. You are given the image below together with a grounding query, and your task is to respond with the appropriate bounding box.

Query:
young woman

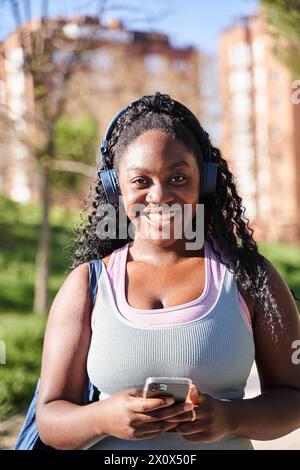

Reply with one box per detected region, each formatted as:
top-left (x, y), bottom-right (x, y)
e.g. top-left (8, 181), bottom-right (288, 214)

top-left (35, 92), bottom-right (300, 450)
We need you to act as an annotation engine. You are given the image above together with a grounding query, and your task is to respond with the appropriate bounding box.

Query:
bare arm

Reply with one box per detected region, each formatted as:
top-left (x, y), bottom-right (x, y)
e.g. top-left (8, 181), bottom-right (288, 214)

top-left (36, 263), bottom-right (108, 450)
top-left (227, 258), bottom-right (300, 440)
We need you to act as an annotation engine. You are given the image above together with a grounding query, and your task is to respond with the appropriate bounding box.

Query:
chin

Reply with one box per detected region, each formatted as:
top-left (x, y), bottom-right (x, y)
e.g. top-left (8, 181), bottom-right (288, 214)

top-left (145, 237), bottom-right (178, 247)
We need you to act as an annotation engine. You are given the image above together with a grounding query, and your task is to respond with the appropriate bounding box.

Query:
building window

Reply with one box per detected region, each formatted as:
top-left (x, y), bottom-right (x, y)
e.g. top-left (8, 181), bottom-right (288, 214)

top-left (228, 70), bottom-right (251, 93)
top-left (259, 195), bottom-right (271, 213)
top-left (252, 38), bottom-right (265, 64)
top-left (83, 49), bottom-right (113, 70)
top-left (255, 93), bottom-right (268, 114)
top-left (228, 42), bottom-right (250, 69)
top-left (144, 54), bottom-right (167, 74)
top-left (258, 169), bottom-right (270, 186)
top-left (253, 66), bottom-right (266, 90)
top-left (232, 145), bottom-right (254, 162)
top-left (172, 58), bottom-right (188, 73)
top-left (233, 121), bottom-right (252, 134)
top-left (232, 132), bottom-right (252, 147)
top-left (256, 123), bottom-right (268, 144)
top-left (230, 94), bottom-right (252, 116)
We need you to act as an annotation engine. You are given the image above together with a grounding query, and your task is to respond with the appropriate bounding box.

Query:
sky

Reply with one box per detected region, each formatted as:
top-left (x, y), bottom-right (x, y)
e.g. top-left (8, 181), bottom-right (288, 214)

top-left (0, 0), bottom-right (259, 54)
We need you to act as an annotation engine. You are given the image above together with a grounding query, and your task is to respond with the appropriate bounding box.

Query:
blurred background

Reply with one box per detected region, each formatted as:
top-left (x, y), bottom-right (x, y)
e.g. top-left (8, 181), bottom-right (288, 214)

top-left (0, 0), bottom-right (299, 449)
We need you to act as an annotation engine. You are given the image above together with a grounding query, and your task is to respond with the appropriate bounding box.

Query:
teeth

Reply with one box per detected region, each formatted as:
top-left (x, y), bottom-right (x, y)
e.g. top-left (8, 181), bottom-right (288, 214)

top-left (147, 211), bottom-right (176, 220)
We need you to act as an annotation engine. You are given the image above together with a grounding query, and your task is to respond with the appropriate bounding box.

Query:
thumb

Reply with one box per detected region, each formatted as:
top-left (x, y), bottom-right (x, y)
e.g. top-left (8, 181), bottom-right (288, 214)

top-left (187, 384), bottom-right (201, 406)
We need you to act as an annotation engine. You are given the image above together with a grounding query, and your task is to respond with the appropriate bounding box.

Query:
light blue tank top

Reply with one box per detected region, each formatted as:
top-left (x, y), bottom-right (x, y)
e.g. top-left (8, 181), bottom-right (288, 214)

top-left (87, 249), bottom-right (255, 450)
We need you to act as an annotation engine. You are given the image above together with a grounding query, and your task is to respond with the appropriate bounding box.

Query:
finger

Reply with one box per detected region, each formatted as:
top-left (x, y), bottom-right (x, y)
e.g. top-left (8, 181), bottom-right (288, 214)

top-left (164, 411), bottom-right (195, 423)
top-left (130, 396), bottom-right (175, 413)
top-left (141, 401), bottom-right (194, 422)
top-left (134, 421), bottom-right (178, 438)
top-left (134, 428), bottom-right (177, 441)
top-left (187, 384), bottom-right (203, 405)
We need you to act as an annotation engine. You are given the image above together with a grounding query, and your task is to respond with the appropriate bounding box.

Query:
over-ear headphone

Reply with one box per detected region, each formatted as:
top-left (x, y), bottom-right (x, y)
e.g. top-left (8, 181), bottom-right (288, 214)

top-left (97, 96), bottom-right (217, 204)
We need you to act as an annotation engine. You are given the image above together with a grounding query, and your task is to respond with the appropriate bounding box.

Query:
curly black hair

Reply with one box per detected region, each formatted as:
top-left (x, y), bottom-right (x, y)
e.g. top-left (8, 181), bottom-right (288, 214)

top-left (71, 91), bottom-right (283, 339)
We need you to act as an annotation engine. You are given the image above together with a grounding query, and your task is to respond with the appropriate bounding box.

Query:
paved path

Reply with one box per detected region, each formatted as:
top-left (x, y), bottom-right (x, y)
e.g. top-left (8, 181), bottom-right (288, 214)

top-left (1, 364), bottom-right (299, 450)
top-left (0, 413), bottom-right (25, 450)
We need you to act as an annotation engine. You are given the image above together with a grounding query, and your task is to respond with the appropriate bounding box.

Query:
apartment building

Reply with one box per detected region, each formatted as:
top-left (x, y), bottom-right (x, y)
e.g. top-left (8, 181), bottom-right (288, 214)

top-left (219, 10), bottom-right (300, 242)
top-left (0, 16), bottom-right (201, 206)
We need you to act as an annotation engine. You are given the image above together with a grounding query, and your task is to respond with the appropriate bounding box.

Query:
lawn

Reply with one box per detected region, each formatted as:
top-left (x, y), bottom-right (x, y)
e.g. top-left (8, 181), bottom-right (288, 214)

top-left (0, 194), bottom-right (299, 421)
top-left (0, 194), bottom-right (80, 420)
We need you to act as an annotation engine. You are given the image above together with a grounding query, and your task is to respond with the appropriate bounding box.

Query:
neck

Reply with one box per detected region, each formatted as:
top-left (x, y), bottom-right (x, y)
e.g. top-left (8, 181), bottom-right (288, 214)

top-left (128, 237), bottom-right (204, 266)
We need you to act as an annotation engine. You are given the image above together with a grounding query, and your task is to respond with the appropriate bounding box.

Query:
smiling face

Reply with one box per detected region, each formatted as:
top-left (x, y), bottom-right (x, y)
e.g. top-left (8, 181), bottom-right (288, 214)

top-left (118, 130), bottom-right (201, 247)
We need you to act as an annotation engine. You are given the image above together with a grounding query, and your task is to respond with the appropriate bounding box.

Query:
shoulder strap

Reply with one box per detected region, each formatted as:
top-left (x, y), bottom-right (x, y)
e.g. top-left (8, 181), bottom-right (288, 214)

top-left (88, 259), bottom-right (103, 310)
top-left (86, 259), bottom-right (103, 403)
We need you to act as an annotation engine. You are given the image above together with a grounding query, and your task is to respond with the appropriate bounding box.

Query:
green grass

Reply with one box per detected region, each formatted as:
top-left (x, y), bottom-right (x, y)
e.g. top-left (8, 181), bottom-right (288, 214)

top-left (0, 193), bottom-right (299, 421)
top-left (259, 242), bottom-right (300, 300)
top-left (0, 194), bottom-right (80, 420)
top-left (0, 194), bottom-right (79, 313)
top-left (0, 314), bottom-right (46, 420)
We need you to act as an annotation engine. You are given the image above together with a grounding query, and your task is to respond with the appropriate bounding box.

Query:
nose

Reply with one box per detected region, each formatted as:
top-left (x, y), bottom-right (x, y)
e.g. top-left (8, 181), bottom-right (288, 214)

top-left (145, 181), bottom-right (173, 205)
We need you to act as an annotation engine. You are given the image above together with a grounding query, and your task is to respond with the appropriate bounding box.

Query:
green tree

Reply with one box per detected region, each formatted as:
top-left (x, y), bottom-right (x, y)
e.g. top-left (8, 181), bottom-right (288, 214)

top-left (261, 0), bottom-right (300, 77)
top-left (0, 1), bottom-right (104, 315)
top-left (41, 113), bottom-right (98, 192)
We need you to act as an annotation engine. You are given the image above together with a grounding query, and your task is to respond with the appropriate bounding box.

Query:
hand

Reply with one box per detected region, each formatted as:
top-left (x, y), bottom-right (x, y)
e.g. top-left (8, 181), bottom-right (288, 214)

top-left (97, 388), bottom-right (184, 440)
top-left (164, 384), bottom-right (234, 443)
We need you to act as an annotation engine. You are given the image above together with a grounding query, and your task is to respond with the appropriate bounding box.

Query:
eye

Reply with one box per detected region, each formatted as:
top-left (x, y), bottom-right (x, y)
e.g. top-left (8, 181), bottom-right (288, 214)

top-left (132, 174), bottom-right (187, 186)
top-left (132, 177), bottom-right (149, 185)
top-left (169, 174), bottom-right (187, 183)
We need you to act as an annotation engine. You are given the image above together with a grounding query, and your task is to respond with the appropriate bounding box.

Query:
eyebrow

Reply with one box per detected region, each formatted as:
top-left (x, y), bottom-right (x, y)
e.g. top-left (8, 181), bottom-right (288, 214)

top-left (126, 161), bottom-right (190, 172)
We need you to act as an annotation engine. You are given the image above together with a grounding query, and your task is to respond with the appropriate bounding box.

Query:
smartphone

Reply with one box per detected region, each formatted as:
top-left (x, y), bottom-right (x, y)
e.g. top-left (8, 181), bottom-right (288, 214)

top-left (143, 376), bottom-right (192, 403)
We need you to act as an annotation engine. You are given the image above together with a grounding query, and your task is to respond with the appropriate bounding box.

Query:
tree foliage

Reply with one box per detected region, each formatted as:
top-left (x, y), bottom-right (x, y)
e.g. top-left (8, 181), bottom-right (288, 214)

top-left (50, 113), bottom-right (98, 191)
top-left (261, 0), bottom-right (300, 77)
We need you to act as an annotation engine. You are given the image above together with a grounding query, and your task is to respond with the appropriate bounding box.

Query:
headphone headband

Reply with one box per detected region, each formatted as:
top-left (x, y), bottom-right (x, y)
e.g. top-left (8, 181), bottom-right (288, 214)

top-left (98, 96), bottom-right (213, 168)
top-left (97, 95), bottom-right (217, 202)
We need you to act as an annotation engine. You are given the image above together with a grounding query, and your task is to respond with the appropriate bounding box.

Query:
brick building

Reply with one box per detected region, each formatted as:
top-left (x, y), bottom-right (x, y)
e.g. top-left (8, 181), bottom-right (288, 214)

top-left (219, 10), bottom-right (300, 242)
top-left (0, 15), bottom-right (201, 207)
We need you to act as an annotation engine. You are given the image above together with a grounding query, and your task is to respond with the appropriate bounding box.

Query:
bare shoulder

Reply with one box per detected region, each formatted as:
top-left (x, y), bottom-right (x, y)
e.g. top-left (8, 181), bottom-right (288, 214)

top-left (253, 256), bottom-right (300, 392)
top-left (49, 262), bottom-right (91, 321)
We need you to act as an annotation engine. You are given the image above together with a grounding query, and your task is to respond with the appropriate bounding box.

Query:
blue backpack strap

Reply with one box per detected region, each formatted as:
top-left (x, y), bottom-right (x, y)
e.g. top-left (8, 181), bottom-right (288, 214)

top-left (15, 260), bottom-right (103, 450)
top-left (87, 259), bottom-right (103, 309)
top-left (14, 380), bottom-right (42, 450)
top-left (86, 259), bottom-right (102, 403)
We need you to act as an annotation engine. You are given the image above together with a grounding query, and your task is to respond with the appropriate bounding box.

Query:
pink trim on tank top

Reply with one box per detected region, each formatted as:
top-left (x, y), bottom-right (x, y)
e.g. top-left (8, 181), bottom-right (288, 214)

top-left (92, 241), bottom-right (252, 333)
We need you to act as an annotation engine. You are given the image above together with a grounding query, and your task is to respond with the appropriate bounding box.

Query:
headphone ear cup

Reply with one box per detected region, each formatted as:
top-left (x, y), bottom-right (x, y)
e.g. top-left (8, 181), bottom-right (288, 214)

top-left (202, 162), bottom-right (217, 197)
top-left (98, 169), bottom-right (120, 204)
